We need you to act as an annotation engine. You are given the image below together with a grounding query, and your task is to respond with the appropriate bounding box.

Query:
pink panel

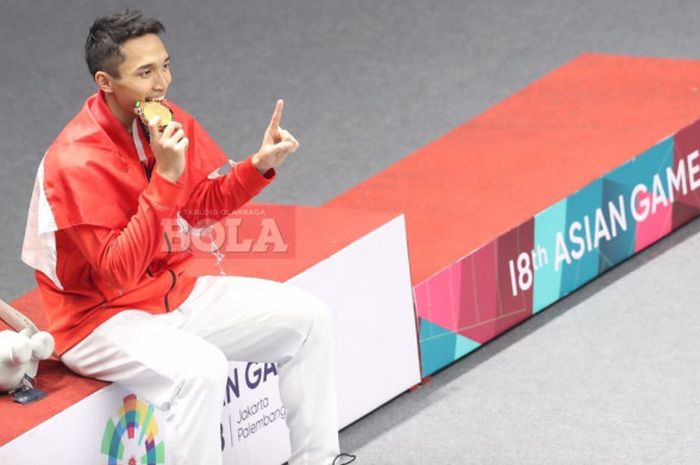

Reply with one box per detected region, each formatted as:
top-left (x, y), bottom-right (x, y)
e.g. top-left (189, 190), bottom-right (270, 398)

top-left (634, 191), bottom-right (673, 252)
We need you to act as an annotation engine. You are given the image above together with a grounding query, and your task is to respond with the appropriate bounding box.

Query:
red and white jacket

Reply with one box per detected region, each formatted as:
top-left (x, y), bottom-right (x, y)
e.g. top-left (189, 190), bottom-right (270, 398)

top-left (22, 91), bottom-right (274, 355)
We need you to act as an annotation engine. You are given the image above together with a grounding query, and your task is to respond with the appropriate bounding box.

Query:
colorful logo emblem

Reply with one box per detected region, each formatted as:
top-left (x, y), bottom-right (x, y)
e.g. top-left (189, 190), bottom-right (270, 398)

top-left (101, 394), bottom-right (165, 465)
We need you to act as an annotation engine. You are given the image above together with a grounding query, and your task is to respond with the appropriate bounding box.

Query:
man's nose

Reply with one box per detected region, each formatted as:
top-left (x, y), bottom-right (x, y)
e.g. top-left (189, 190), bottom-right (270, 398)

top-left (153, 70), bottom-right (168, 90)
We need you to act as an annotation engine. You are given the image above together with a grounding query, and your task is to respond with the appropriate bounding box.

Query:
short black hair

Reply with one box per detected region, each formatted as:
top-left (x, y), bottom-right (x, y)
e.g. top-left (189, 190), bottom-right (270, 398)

top-left (85, 10), bottom-right (165, 79)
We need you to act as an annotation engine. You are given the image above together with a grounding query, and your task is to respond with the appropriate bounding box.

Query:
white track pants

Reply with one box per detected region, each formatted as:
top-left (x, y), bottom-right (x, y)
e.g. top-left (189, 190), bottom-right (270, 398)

top-left (61, 275), bottom-right (340, 465)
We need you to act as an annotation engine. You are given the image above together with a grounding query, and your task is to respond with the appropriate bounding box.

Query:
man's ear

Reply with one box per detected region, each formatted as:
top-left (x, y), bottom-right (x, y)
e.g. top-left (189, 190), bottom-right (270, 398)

top-left (94, 71), bottom-right (115, 94)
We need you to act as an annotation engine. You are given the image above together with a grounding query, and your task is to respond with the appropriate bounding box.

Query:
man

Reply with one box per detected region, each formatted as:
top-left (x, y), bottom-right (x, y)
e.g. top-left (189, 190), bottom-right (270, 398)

top-left (21, 10), bottom-right (355, 465)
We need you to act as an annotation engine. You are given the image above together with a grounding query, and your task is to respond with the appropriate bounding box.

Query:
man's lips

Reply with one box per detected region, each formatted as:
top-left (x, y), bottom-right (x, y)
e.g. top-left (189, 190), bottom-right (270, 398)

top-left (144, 95), bottom-right (166, 102)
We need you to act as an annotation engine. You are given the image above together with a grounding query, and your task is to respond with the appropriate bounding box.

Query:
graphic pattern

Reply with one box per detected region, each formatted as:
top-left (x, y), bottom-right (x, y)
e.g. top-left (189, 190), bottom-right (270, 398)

top-left (415, 119), bottom-right (700, 377)
top-left (101, 394), bottom-right (165, 465)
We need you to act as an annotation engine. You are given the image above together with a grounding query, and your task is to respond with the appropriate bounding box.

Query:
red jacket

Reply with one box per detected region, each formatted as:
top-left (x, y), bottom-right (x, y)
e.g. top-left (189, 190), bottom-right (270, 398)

top-left (22, 91), bottom-right (274, 355)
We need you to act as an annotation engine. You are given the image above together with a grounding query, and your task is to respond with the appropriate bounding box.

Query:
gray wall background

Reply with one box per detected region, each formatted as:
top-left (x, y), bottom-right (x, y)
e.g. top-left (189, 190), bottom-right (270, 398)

top-left (4, 0), bottom-right (700, 299)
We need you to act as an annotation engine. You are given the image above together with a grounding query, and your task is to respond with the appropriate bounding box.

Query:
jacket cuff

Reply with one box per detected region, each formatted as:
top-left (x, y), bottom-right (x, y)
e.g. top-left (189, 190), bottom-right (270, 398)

top-left (146, 170), bottom-right (184, 209)
top-left (238, 156), bottom-right (276, 192)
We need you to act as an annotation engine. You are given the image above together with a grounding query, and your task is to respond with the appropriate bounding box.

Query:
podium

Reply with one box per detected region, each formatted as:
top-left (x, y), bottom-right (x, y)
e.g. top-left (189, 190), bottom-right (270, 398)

top-left (327, 53), bottom-right (700, 376)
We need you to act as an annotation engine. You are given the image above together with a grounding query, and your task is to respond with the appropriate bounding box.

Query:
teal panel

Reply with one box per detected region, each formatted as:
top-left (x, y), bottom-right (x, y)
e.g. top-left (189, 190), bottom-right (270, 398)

top-left (600, 137), bottom-right (674, 270)
top-left (559, 180), bottom-right (604, 296)
top-left (420, 318), bottom-right (457, 377)
top-left (533, 198), bottom-right (567, 313)
top-left (454, 332), bottom-right (481, 359)
top-left (599, 179), bottom-right (636, 271)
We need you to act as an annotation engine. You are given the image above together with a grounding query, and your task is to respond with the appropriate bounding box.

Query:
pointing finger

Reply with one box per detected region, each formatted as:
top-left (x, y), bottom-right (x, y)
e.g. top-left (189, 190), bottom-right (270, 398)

top-left (268, 99), bottom-right (284, 132)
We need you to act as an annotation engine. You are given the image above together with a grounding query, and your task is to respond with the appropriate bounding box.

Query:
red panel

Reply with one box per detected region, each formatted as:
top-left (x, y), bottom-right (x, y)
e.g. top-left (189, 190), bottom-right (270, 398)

top-left (672, 120), bottom-right (700, 228)
top-left (457, 241), bottom-right (498, 343)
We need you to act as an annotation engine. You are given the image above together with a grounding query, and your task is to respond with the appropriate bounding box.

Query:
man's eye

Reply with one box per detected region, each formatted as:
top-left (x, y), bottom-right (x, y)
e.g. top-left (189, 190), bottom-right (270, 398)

top-left (140, 70), bottom-right (151, 78)
top-left (163, 62), bottom-right (170, 70)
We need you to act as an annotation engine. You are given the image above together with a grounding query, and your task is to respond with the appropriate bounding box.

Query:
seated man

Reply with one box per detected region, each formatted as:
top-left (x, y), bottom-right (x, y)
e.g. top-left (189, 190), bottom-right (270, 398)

top-left (21, 10), bottom-right (355, 465)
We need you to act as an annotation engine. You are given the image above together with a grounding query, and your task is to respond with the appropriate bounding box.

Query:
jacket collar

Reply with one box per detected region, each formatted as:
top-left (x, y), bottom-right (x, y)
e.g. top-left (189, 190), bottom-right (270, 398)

top-left (87, 90), bottom-right (152, 163)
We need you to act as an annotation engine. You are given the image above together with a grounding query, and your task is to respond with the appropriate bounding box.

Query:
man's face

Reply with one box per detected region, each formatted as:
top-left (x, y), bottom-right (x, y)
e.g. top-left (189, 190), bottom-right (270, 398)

top-left (106, 33), bottom-right (172, 120)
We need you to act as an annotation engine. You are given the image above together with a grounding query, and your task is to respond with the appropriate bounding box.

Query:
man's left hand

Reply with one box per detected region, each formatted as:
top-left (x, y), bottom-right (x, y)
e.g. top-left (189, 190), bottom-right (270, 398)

top-left (252, 99), bottom-right (299, 175)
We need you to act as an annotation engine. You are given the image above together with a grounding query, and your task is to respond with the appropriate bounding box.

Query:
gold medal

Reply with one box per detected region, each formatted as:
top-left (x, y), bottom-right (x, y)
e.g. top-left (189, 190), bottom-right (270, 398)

top-left (135, 99), bottom-right (174, 135)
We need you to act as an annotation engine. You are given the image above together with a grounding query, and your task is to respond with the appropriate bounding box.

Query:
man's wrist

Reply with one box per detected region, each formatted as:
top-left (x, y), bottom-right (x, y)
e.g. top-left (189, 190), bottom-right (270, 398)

top-left (251, 152), bottom-right (273, 175)
top-left (155, 168), bottom-right (182, 184)
top-left (148, 170), bottom-right (184, 209)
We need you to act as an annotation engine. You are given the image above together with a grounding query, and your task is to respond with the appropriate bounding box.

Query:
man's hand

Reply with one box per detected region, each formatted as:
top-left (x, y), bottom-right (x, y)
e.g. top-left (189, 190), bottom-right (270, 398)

top-left (149, 116), bottom-right (188, 183)
top-left (252, 99), bottom-right (300, 175)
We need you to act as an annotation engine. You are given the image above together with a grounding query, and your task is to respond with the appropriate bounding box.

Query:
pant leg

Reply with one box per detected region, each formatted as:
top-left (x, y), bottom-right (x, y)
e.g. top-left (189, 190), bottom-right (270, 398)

top-left (175, 275), bottom-right (340, 465)
top-left (61, 310), bottom-right (230, 465)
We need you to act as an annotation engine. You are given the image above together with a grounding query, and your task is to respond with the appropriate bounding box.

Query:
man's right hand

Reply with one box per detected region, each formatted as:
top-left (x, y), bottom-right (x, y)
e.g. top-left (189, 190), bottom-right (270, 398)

top-left (148, 116), bottom-right (188, 183)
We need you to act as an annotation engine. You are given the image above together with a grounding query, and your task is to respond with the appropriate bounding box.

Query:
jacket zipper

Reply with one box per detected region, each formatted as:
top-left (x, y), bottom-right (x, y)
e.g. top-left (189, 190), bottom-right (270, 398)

top-left (164, 269), bottom-right (177, 312)
top-left (162, 231), bottom-right (175, 312)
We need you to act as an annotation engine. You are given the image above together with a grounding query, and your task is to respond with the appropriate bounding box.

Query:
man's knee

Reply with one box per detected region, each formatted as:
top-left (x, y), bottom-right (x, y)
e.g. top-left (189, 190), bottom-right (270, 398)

top-left (279, 288), bottom-right (333, 344)
top-left (180, 344), bottom-right (229, 393)
top-left (302, 293), bottom-right (334, 345)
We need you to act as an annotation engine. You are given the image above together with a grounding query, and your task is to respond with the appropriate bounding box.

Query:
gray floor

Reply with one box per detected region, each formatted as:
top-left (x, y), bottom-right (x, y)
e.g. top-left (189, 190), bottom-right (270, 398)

top-left (2, 1), bottom-right (700, 463)
top-left (341, 219), bottom-right (700, 464)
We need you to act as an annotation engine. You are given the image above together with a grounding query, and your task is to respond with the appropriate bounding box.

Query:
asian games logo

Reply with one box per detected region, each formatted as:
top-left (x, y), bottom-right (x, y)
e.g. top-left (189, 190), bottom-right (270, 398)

top-left (100, 394), bottom-right (165, 465)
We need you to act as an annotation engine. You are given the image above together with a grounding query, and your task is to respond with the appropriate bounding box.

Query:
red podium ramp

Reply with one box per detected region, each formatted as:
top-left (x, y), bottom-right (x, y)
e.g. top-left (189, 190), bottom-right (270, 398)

top-left (326, 53), bottom-right (700, 376)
